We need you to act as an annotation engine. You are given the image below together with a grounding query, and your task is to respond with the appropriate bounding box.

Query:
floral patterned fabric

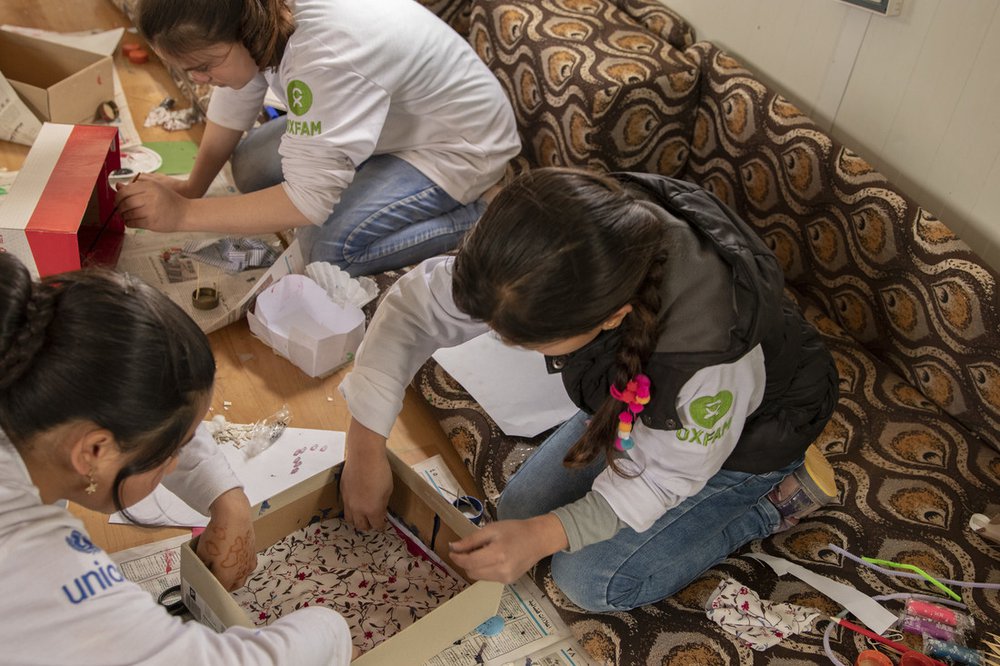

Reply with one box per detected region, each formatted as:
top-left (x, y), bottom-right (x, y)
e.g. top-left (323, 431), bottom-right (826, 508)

top-left (232, 518), bottom-right (467, 655)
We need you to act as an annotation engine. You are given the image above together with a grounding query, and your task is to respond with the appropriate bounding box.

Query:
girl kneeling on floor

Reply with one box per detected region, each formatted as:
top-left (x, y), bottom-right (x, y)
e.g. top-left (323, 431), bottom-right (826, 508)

top-left (117, 0), bottom-right (520, 276)
top-left (338, 167), bottom-right (839, 612)
top-left (0, 253), bottom-right (352, 664)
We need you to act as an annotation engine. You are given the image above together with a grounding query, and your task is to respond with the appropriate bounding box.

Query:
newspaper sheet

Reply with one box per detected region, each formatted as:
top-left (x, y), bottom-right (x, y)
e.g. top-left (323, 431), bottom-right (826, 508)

top-left (0, 69), bottom-right (41, 145)
top-left (424, 577), bottom-right (594, 666)
top-left (110, 533), bottom-right (192, 600)
top-left (116, 229), bottom-right (305, 334)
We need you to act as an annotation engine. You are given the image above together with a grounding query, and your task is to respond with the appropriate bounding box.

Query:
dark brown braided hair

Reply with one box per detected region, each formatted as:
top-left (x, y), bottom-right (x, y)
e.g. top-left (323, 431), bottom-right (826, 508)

top-left (452, 168), bottom-right (668, 472)
top-left (0, 252), bottom-right (215, 516)
top-left (138, 0), bottom-right (295, 70)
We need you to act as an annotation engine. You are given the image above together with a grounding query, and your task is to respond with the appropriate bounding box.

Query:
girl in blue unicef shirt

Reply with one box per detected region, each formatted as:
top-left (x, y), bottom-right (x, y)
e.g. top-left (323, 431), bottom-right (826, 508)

top-left (338, 167), bottom-right (839, 612)
top-left (0, 252), bottom-right (351, 664)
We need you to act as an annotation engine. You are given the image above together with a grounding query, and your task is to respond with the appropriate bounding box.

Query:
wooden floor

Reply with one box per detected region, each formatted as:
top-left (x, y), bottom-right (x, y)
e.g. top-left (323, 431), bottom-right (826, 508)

top-left (0, 0), bottom-right (473, 552)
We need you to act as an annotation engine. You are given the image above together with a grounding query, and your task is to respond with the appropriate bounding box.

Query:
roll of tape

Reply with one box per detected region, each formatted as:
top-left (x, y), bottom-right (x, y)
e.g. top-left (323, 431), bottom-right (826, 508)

top-left (452, 496), bottom-right (484, 525)
top-left (96, 100), bottom-right (119, 122)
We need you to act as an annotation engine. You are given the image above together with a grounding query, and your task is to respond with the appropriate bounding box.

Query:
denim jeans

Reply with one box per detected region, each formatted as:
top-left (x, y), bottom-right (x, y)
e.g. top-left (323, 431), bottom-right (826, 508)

top-left (498, 411), bottom-right (800, 612)
top-left (230, 117), bottom-right (486, 276)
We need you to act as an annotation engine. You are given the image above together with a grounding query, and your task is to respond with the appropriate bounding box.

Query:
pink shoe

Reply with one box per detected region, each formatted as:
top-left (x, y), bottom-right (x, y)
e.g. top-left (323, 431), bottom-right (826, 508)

top-left (767, 444), bottom-right (837, 532)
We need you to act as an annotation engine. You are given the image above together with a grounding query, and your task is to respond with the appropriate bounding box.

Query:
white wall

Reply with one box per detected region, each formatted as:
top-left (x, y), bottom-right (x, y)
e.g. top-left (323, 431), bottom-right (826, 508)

top-left (664, 0), bottom-right (1000, 271)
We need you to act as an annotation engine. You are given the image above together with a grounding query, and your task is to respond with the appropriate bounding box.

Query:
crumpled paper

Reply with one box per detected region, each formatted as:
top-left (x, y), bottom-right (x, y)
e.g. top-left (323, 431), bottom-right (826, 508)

top-left (705, 578), bottom-right (820, 650)
top-left (305, 261), bottom-right (378, 308)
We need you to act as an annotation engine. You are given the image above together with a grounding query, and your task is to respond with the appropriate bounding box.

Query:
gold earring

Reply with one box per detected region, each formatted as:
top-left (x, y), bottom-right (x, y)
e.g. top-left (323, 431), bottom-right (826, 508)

top-left (85, 469), bottom-right (98, 495)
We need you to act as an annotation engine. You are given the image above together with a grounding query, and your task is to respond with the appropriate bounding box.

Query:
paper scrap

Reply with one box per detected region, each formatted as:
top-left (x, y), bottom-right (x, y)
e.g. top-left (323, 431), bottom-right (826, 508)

top-left (747, 553), bottom-right (897, 635)
top-left (412, 454), bottom-right (464, 501)
top-left (432, 333), bottom-right (578, 438)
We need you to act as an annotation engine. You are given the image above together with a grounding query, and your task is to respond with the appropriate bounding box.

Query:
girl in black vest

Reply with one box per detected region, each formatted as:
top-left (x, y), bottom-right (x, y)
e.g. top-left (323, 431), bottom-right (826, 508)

top-left (340, 167), bottom-right (838, 612)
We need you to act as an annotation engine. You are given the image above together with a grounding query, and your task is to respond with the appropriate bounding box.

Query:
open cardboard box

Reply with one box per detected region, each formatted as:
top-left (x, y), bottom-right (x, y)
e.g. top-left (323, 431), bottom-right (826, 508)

top-left (0, 29), bottom-right (114, 124)
top-left (180, 451), bottom-right (503, 664)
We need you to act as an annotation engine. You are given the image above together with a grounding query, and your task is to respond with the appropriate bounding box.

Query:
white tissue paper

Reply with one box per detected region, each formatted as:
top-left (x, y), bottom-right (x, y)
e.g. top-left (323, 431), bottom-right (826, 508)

top-left (305, 262), bottom-right (378, 309)
top-left (247, 274), bottom-right (365, 377)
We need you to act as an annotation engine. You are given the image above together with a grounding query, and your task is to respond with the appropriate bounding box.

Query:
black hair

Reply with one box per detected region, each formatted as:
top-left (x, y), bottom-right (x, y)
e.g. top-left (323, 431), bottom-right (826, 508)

top-left (0, 252), bottom-right (215, 515)
top-left (452, 168), bottom-right (668, 471)
top-left (137, 0), bottom-right (294, 70)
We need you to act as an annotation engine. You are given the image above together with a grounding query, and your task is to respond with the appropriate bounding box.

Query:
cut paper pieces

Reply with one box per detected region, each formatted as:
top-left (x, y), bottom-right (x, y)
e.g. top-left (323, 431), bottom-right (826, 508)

top-left (706, 578), bottom-right (819, 650)
top-left (109, 425), bottom-right (345, 527)
top-left (747, 553), bottom-right (897, 635)
top-left (233, 515), bottom-right (467, 656)
top-left (432, 333), bottom-right (578, 437)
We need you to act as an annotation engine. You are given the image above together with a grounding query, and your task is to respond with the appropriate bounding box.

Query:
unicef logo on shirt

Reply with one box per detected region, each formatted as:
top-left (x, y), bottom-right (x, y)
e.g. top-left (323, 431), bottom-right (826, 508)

top-left (66, 529), bottom-right (100, 554)
top-left (287, 80), bottom-right (313, 116)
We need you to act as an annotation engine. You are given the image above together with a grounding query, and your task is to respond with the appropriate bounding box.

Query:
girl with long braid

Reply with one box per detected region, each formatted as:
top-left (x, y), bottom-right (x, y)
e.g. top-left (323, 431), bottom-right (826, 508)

top-left (339, 168), bottom-right (838, 611)
top-left (116, 0), bottom-right (519, 277)
top-left (0, 253), bottom-right (352, 664)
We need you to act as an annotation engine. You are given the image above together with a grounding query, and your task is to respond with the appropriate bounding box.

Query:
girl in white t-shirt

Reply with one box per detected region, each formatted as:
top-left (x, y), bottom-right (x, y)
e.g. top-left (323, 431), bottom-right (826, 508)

top-left (118, 0), bottom-right (520, 276)
top-left (0, 252), bottom-right (351, 665)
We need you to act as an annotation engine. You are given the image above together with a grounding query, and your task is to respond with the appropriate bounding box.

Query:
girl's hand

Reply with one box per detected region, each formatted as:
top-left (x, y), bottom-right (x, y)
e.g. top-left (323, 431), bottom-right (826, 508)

top-left (196, 488), bottom-right (257, 591)
top-left (448, 514), bottom-right (569, 584)
top-left (341, 419), bottom-right (393, 531)
top-left (116, 175), bottom-right (192, 232)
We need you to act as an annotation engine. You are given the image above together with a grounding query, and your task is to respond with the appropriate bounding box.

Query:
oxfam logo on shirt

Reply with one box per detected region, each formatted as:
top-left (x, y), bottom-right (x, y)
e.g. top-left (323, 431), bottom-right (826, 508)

top-left (677, 390), bottom-right (735, 447)
top-left (690, 390), bottom-right (733, 428)
top-left (287, 80), bottom-right (313, 116)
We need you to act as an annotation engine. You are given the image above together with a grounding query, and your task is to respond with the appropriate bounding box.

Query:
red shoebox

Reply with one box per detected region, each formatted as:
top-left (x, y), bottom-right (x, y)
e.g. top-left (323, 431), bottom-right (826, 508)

top-left (0, 123), bottom-right (123, 277)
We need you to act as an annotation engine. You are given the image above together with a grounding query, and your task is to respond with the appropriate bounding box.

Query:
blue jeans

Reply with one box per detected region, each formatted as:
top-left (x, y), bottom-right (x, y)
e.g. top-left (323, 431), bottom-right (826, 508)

top-left (497, 411), bottom-right (799, 612)
top-left (230, 117), bottom-right (486, 276)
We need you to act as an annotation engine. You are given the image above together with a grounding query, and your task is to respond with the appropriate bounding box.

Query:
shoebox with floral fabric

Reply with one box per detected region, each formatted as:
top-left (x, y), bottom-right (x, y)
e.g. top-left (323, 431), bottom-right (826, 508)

top-left (180, 449), bottom-right (502, 663)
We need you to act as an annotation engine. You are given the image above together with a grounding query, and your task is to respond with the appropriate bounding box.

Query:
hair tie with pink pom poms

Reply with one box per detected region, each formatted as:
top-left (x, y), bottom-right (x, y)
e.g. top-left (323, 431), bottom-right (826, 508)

top-left (610, 374), bottom-right (651, 451)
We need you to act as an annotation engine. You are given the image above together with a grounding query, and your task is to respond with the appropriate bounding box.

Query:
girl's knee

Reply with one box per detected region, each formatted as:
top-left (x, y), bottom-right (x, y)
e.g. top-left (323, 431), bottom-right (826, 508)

top-left (495, 486), bottom-right (533, 521)
top-left (550, 555), bottom-right (619, 613)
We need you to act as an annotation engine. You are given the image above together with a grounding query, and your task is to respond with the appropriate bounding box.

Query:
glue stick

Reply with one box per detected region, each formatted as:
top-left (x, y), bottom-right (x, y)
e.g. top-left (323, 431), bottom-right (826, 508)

top-left (923, 636), bottom-right (984, 666)
top-left (900, 615), bottom-right (955, 641)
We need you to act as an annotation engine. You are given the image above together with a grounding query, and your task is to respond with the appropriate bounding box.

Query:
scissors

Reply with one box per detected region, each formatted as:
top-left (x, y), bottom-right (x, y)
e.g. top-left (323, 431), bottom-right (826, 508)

top-left (157, 584), bottom-right (187, 616)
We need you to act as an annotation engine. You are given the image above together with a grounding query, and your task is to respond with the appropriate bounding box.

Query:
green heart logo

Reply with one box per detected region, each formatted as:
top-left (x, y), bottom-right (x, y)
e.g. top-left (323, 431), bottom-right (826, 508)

top-left (690, 391), bottom-right (733, 429)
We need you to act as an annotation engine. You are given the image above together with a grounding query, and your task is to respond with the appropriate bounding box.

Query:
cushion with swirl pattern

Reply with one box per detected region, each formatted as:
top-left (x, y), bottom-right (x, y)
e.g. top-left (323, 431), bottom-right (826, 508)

top-left (469, 0), bottom-right (700, 177)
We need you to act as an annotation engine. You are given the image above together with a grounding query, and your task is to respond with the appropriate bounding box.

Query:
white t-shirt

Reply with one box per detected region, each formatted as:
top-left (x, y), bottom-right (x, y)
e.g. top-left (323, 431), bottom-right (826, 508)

top-left (0, 425), bottom-right (352, 665)
top-left (208, 0), bottom-right (521, 224)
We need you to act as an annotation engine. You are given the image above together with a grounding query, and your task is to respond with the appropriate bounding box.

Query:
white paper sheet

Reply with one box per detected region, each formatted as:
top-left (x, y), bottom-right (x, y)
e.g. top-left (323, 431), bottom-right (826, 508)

top-left (747, 553), bottom-right (897, 635)
top-left (109, 426), bottom-right (346, 527)
top-left (432, 334), bottom-right (578, 438)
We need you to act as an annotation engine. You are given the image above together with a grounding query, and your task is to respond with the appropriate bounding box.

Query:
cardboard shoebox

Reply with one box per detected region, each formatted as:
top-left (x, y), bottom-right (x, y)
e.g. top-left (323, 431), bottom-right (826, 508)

top-left (0, 123), bottom-right (124, 277)
top-left (180, 451), bottom-right (503, 665)
top-left (0, 29), bottom-right (114, 124)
